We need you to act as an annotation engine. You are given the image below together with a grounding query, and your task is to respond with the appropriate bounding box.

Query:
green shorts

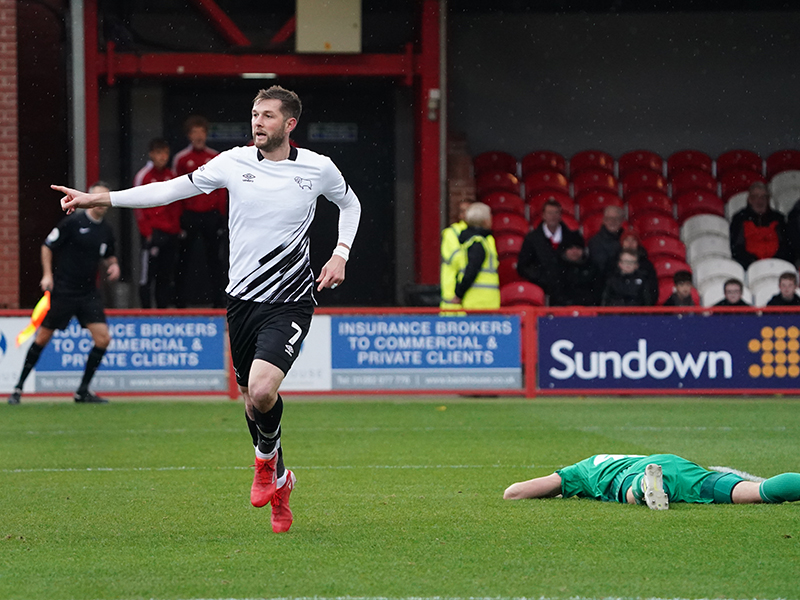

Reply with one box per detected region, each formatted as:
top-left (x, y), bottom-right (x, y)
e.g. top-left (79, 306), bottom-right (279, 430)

top-left (620, 454), bottom-right (745, 504)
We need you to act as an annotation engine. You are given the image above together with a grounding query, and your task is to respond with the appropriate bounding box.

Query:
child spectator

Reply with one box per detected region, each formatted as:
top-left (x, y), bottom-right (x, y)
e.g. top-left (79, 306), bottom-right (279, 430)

top-left (601, 249), bottom-right (655, 306)
top-left (766, 271), bottom-right (800, 306)
top-left (714, 278), bottom-right (750, 306)
top-left (663, 270), bottom-right (695, 306)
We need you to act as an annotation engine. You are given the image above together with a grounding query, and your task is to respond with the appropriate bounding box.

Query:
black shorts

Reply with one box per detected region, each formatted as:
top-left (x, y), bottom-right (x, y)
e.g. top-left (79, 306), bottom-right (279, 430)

top-left (226, 295), bottom-right (314, 387)
top-left (41, 291), bottom-right (107, 330)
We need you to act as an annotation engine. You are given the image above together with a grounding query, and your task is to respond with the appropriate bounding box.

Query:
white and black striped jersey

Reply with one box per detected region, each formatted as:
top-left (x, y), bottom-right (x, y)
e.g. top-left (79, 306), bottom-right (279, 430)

top-left (187, 145), bottom-right (360, 303)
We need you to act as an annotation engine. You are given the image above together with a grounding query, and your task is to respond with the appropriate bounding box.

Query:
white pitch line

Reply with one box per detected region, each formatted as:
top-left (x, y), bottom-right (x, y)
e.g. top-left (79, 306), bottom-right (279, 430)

top-left (1, 464), bottom-right (556, 475)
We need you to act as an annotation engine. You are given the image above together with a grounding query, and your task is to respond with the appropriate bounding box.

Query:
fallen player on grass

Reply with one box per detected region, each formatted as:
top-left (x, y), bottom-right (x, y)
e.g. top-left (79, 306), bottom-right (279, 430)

top-left (503, 453), bottom-right (800, 510)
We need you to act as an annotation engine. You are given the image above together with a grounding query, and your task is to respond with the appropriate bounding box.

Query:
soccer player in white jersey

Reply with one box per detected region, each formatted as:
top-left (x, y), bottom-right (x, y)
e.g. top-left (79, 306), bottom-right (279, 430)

top-left (52, 86), bottom-right (362, 533)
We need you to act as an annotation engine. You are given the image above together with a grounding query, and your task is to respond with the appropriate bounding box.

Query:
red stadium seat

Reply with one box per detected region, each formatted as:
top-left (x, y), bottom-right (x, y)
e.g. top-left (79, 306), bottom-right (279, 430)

top-left (473, 151), bottom-right (517, 177)
top-left (577, 189), bottom-right (624, 220)
top-left (618, 150), bottom-right (664, 179)
top-left (481, 191), bottom-right (525, 216)
top-left (631, 213), bottom-right (680, 240)
top-left (500, 281), bottom-right (546, 307)
top-left (527, 190), bottom-right (575, 218)
top-left (658, 279), bottom-right (700, 305)
top-left (667, 150), bottom-right (713, 178)
top-left (766, 149), bottom-right (800, 179)
top-left (669, 167), bottom-right (718, 197)
top-left (570, 150), bottom-right (614, 176)
top-left (621, 168), bottom-right (668, 197)
top-left (494, 233), bottom-right (525, 259)
top-left (719, 168), bottom-right (766, 202)
top-left (674, 190), bottom-right (725, 223)
top-left (531, 213), bottom-right (580, 232)
top-left (497, 256), bottom-right (522, 287)
top-left (521, 150), bottom-right (566, 177)
top-left (493, 212), bottom-right (529, 237)
top-left (475, 170), bottom-right (520, 197)
top-left (572, 168), bottom-right (619, 199)
top-left (580, 212), bottom-right (629, 241)
top-left (641, 236), bottom-right (687, 262)
top-left (653, 257), bottom-right (692, 282)
top-left (717, 149), bottom-right (763, 177)
top-left (626, 190), bottom-right (673, 220)
top-left (523, 169), bottom-right (570, 196)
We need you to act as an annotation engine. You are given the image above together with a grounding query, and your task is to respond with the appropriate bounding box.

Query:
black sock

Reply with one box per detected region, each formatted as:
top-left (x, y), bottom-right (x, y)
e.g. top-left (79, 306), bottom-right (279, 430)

top-left (276, 446), bottom-right (286, 480)
top-left (77, 346), bottom-right (107, 393)
top-left (16, 342), bottom-right (44, 390)
top-left (252, 394), bottom-right (283, 456)
top-left (245, 410), bottom-right (259, 447)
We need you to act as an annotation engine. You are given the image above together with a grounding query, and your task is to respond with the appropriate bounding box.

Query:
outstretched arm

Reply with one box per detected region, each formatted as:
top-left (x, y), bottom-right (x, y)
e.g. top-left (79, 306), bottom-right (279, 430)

top-left (503, 472), bottom-right (563, 500)
top-left (52, 185), bottom-right (110, 214)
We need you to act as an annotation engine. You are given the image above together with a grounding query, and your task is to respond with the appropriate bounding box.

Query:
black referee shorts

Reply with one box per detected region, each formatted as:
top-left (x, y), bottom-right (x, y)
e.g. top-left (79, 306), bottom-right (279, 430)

top-left (226, 295), bottom-right (314, 387)
top-left (41, 290), bottom-right (107, 330)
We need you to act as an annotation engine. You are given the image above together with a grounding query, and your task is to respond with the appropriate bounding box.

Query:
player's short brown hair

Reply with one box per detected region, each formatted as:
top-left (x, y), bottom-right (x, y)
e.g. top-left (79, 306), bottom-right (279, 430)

top-left (252, 86), bottom-right (302, 121)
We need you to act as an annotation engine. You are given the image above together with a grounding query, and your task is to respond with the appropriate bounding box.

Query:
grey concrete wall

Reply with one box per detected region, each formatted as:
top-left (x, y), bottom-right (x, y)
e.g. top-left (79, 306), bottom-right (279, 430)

top-left (449, 11), bottom-right (800, 160)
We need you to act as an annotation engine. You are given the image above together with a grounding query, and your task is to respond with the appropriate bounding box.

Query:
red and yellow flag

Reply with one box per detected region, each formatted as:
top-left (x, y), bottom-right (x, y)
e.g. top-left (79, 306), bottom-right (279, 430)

top-left (16, 291), bottom-right (50, 346)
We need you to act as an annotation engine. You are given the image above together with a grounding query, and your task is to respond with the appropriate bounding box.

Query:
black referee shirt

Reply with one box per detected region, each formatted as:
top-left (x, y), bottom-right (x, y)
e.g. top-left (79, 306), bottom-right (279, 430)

top-left (44, 211), bottom-right (116, 296)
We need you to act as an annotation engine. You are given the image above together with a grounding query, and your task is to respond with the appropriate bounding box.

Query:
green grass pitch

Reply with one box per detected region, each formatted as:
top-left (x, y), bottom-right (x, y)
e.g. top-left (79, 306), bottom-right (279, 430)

top-left (1, 396), bottom-right (799, 600)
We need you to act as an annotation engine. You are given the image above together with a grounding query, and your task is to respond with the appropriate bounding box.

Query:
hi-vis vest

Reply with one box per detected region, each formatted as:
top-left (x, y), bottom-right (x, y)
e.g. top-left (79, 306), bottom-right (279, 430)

top-left (440, 220), bottom-right (468, 309)
top-left (454, 234), bottom-right (500, 309)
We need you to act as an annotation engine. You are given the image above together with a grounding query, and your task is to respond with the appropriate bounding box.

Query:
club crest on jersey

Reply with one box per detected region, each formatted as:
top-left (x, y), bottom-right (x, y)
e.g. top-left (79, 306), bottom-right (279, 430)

top-left (242, 173), bottom-right (256, 182)
top-left (294, 176), bottom-right (312, 190)
top-left (284, 344), bottom-right (295, 356)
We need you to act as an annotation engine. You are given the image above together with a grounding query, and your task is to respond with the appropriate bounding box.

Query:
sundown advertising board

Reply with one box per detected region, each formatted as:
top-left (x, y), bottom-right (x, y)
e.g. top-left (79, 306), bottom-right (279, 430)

top-left (537, 314), bottom-right (800, 391)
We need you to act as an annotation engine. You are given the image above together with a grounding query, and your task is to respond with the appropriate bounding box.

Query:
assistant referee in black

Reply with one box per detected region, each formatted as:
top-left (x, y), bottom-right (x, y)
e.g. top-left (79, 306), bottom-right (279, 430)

top-left (8, 181), bottom-right (120, 405)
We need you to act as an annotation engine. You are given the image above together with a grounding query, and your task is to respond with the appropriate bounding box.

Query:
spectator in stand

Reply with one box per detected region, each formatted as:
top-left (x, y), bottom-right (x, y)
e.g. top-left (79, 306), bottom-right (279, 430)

top-left (601, 249), bottom-right (656, 306)
top-left (604, 230), bottom-right (658, 301)
top-left (787, 197), bottom-right (800, 267)
top-left (517, 199), bottom-right (584, 299)
top-left (449, 202), bottom-right (500, 310)
top-left (549, 241), bottom-right (600, 306)
top-left (729, 182), bottom-right (792, 269)
top-left (588, 205), bottom-right (624, 275)
top-left (662, 270), bottom-right (695, 306)
top-left (440, 199), bottom-right (472, 310)
top-left (173, 115), bottom-right (228, 308)
top-left (714, 278), bottom-right (750, 306)
top-left (133, 138), bottom-right (181, 308)
top-left (766, 271), bottom-right (800, 306)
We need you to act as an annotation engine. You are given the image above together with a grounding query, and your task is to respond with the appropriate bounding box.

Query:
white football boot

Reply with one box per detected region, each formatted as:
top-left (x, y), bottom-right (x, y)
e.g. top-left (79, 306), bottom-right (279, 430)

top-left (643, 463), bottom-right (669, 510)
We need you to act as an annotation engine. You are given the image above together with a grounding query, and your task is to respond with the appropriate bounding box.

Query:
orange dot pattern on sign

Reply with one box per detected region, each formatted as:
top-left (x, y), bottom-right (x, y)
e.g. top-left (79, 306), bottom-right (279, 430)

top-left (749, 325), bottom-right (800, 378)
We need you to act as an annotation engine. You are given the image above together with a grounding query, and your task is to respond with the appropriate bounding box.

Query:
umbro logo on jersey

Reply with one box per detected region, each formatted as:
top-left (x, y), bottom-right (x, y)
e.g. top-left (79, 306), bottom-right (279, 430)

top-left (294, 176), bottom-right (312, 190)
top-left (79, 227), bottom-right (91, 234)
top-left (284, 344), bottom-right (294, 356)
top-left (242, 173), bottom-right (255, 182)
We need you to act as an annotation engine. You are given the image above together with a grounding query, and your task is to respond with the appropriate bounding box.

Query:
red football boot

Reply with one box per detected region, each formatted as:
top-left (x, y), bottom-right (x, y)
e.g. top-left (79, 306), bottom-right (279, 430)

top-left (271, 470), bottom-right (296, 533)
top-left (250, 454), bottom-right (278, 507)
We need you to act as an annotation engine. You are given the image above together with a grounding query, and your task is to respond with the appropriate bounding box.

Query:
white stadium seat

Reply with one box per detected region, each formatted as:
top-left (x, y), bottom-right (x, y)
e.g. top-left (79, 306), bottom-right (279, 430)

top-left (771, 187), bottom-right (800, 215)
top-left (724, 191), bottom-right (748, 221)
top-left (693, 257), bottom-right (745, 289)
top-left (745, 258), bottom-right (797, 289)
top-left (751, 279), bottom-right (782, 307)
top-left (680, 214), bottom-right (729, 246)
top-left (687, 235), bottom-right (731, 264)
top-left (700, 282), bottom-right (753, 307)
top-left (769, 169), bottom-right (800, 197)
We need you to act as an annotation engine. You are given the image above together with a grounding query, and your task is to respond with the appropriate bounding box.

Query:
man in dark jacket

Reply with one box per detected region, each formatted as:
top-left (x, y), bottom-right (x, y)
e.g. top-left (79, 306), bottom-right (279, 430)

top-left (588, 205), bottom-right (624, 274)
top-left (517, 199), bottom-right (584, 298)
top-left (549, 242), bottom-right (601, 306)
top-left (602, 249), bottom-right (655, 306)
top-left (729, 182), bottom-right (791, 269)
